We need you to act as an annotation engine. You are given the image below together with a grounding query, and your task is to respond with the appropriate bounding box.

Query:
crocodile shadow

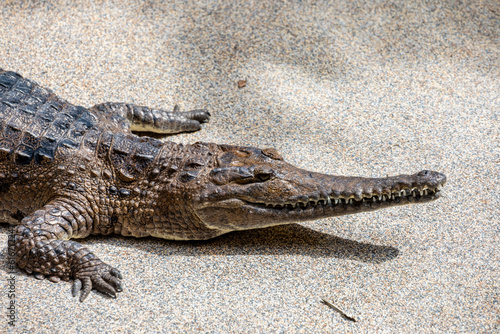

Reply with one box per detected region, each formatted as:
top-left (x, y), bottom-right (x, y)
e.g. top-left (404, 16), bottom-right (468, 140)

top-left (99, 223), bottom-right (398, 264)
top-left (0, 223), bottom-right (399, 278)
top-left (0, 223), bottom-right (398, 304)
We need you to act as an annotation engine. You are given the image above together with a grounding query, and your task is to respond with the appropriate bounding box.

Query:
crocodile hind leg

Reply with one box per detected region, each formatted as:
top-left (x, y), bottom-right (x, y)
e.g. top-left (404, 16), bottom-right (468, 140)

top-left (91, 102), bottom-right (210, 134)
top-left (14, 201), bottom-right (123, 302)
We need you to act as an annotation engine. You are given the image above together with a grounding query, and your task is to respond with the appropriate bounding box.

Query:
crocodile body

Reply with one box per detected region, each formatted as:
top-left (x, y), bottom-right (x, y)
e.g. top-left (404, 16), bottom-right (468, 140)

top-left (0, 69), bottom-right (446, 301)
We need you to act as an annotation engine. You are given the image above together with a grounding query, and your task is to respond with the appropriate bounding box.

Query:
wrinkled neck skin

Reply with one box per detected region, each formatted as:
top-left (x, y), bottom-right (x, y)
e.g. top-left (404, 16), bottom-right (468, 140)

top-left (181, 142), bottom-right (446, 235)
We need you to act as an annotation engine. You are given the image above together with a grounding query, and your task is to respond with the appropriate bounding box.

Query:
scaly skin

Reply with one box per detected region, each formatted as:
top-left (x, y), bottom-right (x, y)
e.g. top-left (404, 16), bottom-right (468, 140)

top-left (0, 69), bottom-right (446, 302)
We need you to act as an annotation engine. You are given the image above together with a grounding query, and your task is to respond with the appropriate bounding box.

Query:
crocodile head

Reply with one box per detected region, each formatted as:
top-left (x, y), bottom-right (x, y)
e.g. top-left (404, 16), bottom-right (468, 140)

top-left (194, 144), bottom-right (446, 233)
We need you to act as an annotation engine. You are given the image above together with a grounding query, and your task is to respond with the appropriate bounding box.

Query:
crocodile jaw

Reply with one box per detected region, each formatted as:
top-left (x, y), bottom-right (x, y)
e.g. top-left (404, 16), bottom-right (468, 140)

top-left (195, 169), bottom-right (446, 231)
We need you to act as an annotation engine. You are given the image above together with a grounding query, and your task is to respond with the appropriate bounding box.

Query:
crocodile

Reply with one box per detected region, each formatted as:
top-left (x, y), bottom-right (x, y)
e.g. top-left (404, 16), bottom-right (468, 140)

top-left (0, 69), bottom-right (446, 302)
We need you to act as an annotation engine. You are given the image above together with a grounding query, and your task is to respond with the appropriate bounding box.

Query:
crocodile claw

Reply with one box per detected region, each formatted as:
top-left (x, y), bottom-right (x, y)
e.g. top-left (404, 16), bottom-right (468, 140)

top-left (183, 108), bottom-right (211, 123)
top-left (72, 263), bottom-right (123, 302)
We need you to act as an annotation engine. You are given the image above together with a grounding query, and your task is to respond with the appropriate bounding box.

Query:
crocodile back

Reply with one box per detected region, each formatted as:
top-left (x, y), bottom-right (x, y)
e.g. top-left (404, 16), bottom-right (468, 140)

top-left (0, 69), bottom-right (99, 166)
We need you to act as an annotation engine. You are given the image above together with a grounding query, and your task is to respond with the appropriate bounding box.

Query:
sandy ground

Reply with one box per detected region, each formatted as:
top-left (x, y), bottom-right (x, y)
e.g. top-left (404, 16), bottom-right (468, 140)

top-left (0, 0), bottom-right (498, 332)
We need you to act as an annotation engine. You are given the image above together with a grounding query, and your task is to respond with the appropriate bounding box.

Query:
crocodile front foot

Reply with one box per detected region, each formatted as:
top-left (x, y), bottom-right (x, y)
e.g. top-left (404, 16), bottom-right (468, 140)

top-left (14, 201), bottom-right (124, 302)
top-left (72, 260), bottom-right (123, 302)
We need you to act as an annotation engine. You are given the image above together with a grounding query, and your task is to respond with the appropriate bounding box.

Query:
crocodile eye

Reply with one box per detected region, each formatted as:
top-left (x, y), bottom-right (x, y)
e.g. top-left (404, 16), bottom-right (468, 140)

top-left (255, 173), bottom-right (270, 182)
top-left (254, 166), bottom-right (274, 182)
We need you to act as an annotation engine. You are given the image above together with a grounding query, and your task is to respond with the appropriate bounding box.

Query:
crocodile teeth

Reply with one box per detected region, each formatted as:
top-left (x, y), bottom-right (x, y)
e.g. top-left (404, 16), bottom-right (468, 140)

top-left (327, 197), bottom-right (332, 205)
top-left (333, 187), bottom-right (437, 203)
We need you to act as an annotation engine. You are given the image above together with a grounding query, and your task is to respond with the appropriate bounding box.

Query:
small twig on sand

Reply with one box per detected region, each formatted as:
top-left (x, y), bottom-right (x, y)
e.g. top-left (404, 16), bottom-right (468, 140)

top-left (320, 298), bottom-right (357, 322)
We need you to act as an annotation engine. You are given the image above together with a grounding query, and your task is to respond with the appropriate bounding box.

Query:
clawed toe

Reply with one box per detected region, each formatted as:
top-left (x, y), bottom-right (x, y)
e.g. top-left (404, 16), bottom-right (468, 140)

top-left (184, 109), bottom-right (211, 123)
top-left (72, 279), bottom-right (82, 297)
top-left (110, 268), bottom-right (123, 279)
top-left (73, 264), bottom-right (123, 302)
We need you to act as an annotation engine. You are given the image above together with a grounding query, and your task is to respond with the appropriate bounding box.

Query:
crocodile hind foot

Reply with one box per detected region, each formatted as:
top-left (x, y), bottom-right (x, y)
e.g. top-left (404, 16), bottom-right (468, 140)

top-left (91, 102), bottom-right (211, 134)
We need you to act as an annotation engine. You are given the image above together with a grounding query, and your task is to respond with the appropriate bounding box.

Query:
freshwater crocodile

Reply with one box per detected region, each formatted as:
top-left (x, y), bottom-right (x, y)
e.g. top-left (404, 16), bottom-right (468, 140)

top-left (0, 69), bottom-right (446, 302)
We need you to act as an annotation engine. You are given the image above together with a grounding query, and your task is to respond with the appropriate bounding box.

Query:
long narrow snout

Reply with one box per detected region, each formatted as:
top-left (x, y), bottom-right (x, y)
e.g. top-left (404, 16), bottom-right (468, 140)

top-left (196, 166), bottom-right (446, 232)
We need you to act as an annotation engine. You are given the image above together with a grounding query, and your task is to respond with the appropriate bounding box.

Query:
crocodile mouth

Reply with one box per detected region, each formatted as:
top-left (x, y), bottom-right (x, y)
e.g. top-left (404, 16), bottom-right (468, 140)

top-left (241, 185), bottom-right (443, 212)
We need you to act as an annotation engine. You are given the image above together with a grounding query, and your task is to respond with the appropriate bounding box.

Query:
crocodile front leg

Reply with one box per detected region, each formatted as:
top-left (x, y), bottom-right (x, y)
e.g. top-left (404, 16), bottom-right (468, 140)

top-left (14, 200), bottom-right (123, 302)
top-left (91, 102), bottom-right (210, 134)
